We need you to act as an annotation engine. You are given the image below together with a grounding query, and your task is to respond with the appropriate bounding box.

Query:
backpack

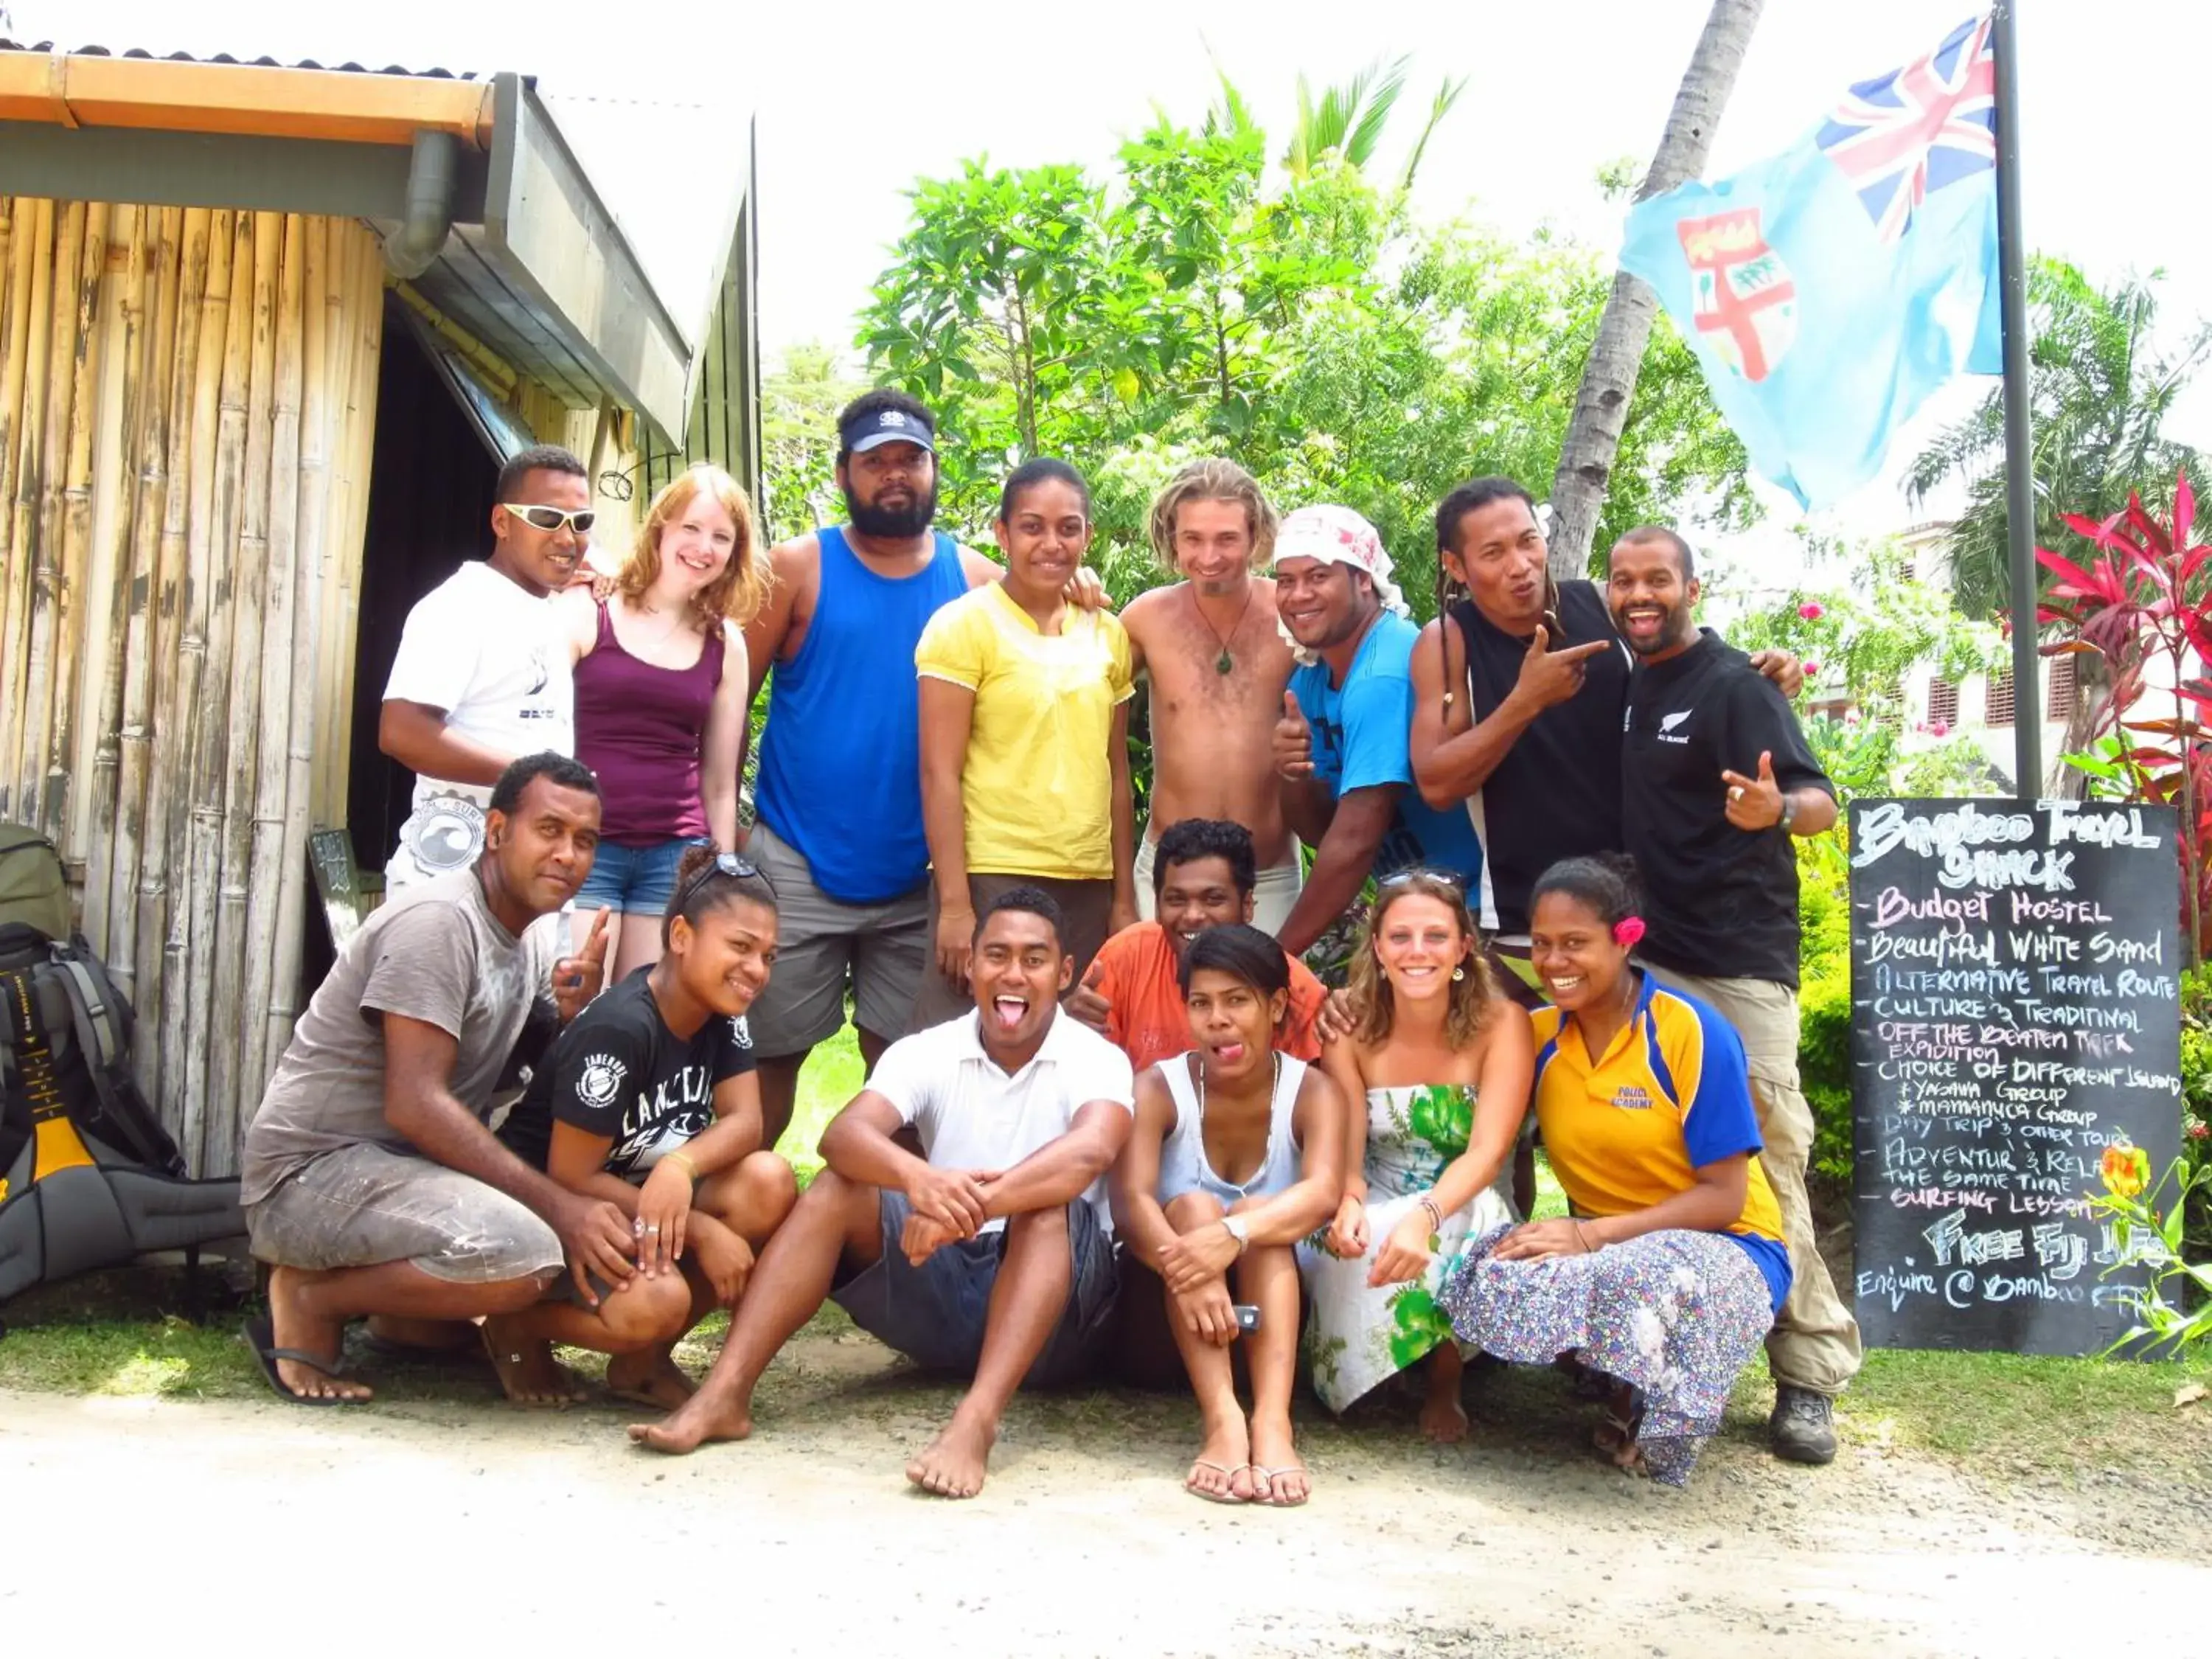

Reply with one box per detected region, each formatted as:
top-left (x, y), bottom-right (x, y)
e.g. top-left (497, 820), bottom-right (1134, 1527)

top-left (0, 825), bottom-right (243, 1309)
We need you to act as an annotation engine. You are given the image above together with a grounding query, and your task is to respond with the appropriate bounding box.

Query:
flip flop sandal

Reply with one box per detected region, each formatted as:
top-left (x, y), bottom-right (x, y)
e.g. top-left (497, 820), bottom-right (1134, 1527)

top-left (1184, 1459), bottom-right (1251, 1505)
top-left (243, 1314), bottom-right (364, 1407)
top-left (1251, 1464), bottom-right (1311, 1508)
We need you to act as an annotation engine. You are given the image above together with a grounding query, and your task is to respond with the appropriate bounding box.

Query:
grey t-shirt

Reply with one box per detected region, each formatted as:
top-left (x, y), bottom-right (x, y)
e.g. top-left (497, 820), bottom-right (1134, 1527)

top-left (240, 870), bottom-right (553, 1204)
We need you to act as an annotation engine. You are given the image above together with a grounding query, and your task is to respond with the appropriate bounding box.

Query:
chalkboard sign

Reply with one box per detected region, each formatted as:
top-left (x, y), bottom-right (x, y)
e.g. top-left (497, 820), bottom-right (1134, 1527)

top-left (1848, 798), bottom-right (2183, 1355)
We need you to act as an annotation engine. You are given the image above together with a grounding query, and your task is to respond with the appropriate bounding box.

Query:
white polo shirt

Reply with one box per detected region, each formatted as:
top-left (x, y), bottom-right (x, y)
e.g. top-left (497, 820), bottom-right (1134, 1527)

top-left (865, 1009), bottom-right (1136, 1233)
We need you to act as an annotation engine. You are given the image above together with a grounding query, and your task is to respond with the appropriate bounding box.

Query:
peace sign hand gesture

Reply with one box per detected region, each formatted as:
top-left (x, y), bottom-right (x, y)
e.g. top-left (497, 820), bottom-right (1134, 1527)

top-left (552, 904), bottom-right (614, 1022)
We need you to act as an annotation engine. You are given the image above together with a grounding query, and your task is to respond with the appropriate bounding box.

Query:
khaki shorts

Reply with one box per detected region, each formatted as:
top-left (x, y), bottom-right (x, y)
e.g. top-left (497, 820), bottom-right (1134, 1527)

top-left (742, 818), bottom-right (928, 1054)
top-left (245, 1141), bottom-right (563, 1284)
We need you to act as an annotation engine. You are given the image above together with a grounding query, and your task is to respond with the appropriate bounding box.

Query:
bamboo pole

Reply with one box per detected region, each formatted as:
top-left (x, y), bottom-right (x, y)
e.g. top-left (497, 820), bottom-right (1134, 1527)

top-left (35, 200), bottom-right (108, 841)
top-left (0, 204), bottom-right (32, 818)
top-left (109, 204), bottom-right (184, 989)
top-left (266, 215), bottom-right (327, 1075)
top-left (173, 208), bottom-right (248, 1171)
top-left (136, 205), bottom-right (210, 1106)
top-left (243, 213), bottom-right (304, 1093)
top-left (324, 248), bottom-right (382, 829)
top-left (13, 199), bottom-right (78, 823)
top-left (78, 206), bottom-right (146, 945)
top-left (0, 199), bottom-right (39, 813)
top-left (205, 210), bottom-right (276, 1175)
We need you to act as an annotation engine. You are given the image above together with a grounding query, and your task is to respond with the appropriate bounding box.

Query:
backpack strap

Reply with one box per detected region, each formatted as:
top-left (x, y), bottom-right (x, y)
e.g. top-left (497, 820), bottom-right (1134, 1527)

top-left (50, 945), bottom-right (181, 1175)
top-left (56, 953), bottom-right (120, 1073)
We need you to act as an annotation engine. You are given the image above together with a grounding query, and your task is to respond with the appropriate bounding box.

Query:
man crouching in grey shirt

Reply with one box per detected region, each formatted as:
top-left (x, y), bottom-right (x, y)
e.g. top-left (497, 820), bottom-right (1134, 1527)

top-left (240, 751), bottom-right (632, 1405)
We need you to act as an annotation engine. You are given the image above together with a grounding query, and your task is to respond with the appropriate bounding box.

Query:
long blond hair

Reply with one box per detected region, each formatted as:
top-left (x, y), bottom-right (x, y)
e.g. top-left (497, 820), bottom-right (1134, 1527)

top-left (1147, 458), bottom-right (1279, 571)
top-left (617, 465), bottom-right (766, 632)
top-left (1346, 873), bottom-right (1500, 1048)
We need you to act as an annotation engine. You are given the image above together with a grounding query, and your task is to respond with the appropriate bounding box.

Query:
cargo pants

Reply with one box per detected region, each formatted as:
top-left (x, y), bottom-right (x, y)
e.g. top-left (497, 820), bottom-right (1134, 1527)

top-left (1644, 966), bottom-right (1864, 1397)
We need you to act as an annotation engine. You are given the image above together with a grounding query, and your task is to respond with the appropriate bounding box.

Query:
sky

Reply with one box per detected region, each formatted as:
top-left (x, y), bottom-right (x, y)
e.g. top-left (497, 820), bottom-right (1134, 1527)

top-left (28, 0), bottom-right (2212, 554)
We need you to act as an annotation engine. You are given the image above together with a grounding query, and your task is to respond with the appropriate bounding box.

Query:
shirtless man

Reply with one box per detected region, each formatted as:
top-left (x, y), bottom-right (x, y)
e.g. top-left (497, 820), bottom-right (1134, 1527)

top-left (1119, 462), bottom-right (1304, 936)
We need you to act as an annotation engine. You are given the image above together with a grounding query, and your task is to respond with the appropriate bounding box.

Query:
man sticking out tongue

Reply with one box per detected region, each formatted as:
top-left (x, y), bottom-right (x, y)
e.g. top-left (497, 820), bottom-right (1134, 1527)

top-left (632, 888), bottom-right (1134, 1499)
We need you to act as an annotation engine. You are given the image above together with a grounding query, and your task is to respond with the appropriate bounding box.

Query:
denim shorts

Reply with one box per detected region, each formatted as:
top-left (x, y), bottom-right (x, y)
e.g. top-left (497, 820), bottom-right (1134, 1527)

top-left (574, 835), bottom-right (710, 914)
top-left (832, 1188), bottom-right (1120, 1387)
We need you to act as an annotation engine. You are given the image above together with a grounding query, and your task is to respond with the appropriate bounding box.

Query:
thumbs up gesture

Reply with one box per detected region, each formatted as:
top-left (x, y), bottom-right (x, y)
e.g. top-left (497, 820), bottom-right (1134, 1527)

top-left (1721, 750), bottom-right (1784, 832)
top-left (1274, 689), bottom-right (1315, 782)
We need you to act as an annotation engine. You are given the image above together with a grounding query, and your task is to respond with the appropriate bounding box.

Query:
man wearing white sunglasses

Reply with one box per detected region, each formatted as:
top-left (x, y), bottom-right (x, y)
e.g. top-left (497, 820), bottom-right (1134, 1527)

top-left (379, 444), bottom-right (594, 890)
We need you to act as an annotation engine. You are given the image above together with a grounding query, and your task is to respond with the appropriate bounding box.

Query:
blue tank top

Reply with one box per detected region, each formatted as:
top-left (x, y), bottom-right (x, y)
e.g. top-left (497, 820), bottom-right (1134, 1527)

top-left (754, 526), bottom-right (969, 904)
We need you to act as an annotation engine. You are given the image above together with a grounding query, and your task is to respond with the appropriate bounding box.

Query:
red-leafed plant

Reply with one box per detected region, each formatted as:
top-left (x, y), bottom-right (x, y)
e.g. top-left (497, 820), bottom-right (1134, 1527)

top-left (2038, 470), bottom-right (2212, 964)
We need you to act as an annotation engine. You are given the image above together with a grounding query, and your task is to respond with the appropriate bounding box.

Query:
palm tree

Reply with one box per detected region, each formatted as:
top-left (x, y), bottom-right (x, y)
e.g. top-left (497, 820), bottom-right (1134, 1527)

top-left (1909, 259), bottom-right (2210, 619)
top-left (1210, 56), bottom-right (1467, 194)
top-left (1547, 0), bottom-right (1768, 580)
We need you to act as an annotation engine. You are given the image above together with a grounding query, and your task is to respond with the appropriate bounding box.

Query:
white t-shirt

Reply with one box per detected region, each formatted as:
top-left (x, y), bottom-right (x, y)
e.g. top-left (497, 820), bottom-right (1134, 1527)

top-left (865, 1009), bottom-right (1136, 1232)
top-left (382, 560), bottom-right (574, 813)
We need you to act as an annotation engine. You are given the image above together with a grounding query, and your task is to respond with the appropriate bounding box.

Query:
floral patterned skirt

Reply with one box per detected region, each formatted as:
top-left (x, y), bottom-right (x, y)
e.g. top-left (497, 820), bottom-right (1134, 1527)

top-left (1297, 1185), bottom-right (1516, 1413)
top-left (1439, 1225), bottom-right (1775, 1486)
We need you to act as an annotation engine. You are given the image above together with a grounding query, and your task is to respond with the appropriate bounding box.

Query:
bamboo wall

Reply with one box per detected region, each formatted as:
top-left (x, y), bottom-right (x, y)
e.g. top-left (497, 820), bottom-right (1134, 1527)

top-left (0, 198), bottom-right (385, 1175)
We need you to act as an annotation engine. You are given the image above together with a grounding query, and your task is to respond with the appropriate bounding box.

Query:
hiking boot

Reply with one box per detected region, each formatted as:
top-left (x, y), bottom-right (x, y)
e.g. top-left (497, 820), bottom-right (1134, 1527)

top-left (1769, 1385), bottom-right (1837, 1465)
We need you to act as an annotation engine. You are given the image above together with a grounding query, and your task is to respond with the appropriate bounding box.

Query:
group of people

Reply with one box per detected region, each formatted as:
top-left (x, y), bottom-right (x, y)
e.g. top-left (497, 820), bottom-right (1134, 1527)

top-left (237, 389), bottom-right (1862, 1499)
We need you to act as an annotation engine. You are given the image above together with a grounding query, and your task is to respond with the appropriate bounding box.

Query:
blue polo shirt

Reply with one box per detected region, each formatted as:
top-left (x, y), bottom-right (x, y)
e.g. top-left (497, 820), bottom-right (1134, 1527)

top-left (1287, 611), bottom-right (1484, 883)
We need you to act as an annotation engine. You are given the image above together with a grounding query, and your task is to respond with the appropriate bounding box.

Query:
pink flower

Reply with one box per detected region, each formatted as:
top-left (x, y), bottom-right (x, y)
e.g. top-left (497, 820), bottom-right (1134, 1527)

top-left (2186, 1121), bottom-right (2208, 1141)
top-left (1844, 708), bottom-right (1862, 726)
top-left (1798, 602), bottom-right (1825, 620)
top-left (1930, 718), bottom-right (1951, 739)
top-left (1802, 660), bottom-right (1821, 678)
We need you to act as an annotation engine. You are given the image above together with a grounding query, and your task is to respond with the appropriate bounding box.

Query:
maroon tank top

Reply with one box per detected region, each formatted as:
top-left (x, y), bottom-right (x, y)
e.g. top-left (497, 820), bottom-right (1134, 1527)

top-left (572, 600), bottom-right (726, 846)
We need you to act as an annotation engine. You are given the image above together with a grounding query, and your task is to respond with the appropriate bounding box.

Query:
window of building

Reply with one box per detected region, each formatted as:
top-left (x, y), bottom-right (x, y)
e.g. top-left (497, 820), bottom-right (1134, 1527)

top-left (1928, 678), bottom-right (1961, 726)
top-left (2047, 653), bottom-right (2076, 720)
top-left (1986, 668), bottom-right (2015, 728)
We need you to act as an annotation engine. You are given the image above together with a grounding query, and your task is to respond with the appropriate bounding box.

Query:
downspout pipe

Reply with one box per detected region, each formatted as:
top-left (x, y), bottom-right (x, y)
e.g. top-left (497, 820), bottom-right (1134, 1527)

top-left (383, 128), bottom-right (459, 279)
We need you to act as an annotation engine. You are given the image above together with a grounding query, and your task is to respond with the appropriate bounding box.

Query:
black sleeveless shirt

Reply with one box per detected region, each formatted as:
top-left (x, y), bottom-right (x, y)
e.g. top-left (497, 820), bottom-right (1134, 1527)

top-left (1445, 579), bottom-right (1632, 936)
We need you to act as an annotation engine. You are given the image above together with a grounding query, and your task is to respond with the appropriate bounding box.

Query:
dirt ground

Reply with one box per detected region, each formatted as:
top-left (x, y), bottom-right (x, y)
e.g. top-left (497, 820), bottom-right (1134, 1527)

top-left (6, 1321), bottom-right (2208, 1657)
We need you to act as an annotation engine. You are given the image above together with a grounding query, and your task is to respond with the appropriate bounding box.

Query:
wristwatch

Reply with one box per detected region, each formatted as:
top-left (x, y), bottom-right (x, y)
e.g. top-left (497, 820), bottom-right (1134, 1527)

top-left (1777, 793), bottom-right (1798, 833)
top-left (1220, 1215), bottom-right (1251, 1255)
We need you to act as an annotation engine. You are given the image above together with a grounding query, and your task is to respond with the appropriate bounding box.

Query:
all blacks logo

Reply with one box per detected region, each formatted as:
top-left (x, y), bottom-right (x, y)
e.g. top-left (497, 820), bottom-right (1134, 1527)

top-left (398, 794), bottom-right (487, 876)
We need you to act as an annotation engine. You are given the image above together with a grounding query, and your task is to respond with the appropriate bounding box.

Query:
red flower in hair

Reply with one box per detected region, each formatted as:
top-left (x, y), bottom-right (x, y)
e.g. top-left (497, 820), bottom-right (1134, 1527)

top-left (1612, 917), bottom-right (1646, 949)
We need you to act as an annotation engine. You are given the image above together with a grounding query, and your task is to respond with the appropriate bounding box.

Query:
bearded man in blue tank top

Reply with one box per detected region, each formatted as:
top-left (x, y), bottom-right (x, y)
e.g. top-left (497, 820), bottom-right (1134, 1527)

top-left (740, 392), bottom-right (1104, 1149)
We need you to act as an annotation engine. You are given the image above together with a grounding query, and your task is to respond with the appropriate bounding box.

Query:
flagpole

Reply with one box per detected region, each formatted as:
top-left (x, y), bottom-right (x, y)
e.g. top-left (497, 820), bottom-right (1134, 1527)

top-left (1993, 1), bottom-right (2039, 801)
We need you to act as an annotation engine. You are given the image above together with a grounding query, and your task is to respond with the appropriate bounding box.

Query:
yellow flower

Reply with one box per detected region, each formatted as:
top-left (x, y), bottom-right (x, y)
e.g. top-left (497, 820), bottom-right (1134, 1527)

top-left (2099, 1141), bottom-right (2150, 1199)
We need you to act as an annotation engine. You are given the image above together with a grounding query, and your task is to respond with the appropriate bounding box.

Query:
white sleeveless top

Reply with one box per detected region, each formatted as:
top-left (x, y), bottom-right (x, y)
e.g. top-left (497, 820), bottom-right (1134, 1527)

top-left (1156, 1052), bottom-right (1307, 1206)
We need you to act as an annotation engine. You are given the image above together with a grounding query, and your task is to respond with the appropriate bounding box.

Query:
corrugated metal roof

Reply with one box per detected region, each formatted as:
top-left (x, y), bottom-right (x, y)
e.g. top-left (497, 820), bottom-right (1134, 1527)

top-left (0, 38), bottom-right (493, 81)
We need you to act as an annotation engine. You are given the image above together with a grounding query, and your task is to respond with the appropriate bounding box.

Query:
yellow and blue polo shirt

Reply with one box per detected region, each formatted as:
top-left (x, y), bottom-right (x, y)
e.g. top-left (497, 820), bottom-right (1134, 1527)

top-left (1531, 975), bottom-right (1792, 1312)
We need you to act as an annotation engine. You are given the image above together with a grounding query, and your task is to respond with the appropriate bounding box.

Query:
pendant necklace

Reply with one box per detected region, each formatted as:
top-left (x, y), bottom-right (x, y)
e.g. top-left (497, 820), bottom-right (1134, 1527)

top-left (1192, 585), bottom-right (1256, 675)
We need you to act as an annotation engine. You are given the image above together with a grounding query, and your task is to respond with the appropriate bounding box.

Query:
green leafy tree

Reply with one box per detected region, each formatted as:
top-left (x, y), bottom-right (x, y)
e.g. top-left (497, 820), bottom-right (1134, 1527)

top-left (760, 342), bottom-right (864, 543)
top-left (1909, 259), bottom-right (2211, 621)
top-left (860, 90), bottom-right (1752, 616)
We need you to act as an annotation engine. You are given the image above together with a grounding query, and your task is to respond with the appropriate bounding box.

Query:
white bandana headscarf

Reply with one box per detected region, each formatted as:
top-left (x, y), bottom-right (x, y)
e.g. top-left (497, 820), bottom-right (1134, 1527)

top-left (1270, 504), bottom-right (1409, 664)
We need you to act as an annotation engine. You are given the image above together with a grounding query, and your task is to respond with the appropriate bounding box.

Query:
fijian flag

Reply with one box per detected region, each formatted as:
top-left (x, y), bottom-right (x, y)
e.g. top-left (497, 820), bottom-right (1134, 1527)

top-left (1616, 14), bottom-right (2004, 509)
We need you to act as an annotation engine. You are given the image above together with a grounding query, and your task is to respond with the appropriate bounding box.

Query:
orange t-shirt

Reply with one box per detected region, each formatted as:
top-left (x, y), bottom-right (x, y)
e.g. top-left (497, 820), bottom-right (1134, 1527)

top-left (1089, 921), bottom-right (1326, 1073)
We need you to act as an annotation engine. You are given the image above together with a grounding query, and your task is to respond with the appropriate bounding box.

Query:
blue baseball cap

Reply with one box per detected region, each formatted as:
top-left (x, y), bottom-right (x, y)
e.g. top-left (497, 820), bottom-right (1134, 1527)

top-left (841, 406), bottom-right (936, 455)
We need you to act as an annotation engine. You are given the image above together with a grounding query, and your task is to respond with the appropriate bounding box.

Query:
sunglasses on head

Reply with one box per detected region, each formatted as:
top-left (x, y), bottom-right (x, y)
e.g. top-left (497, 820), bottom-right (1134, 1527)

top-left (502, 502), bottom-right (597, 535)
top-left (1378, 867), bottom-right (1466, 896)
top-left (674, 850), bottom-right (768, 913)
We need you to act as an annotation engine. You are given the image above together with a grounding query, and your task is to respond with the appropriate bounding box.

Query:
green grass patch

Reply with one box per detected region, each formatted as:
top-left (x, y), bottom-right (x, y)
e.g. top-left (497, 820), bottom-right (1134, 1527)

top-left (1823, 1346), bottom-right (2212, 1472)
top-left (778, 1019), bottom-right (864, 1182)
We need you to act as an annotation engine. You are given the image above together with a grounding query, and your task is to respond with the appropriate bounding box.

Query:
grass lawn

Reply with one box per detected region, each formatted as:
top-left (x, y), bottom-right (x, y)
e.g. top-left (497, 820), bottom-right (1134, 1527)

top-left (4, 1026), bottom-right (2208, 1492)
top-left (778, 1019), bottom-right (865, 1179)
